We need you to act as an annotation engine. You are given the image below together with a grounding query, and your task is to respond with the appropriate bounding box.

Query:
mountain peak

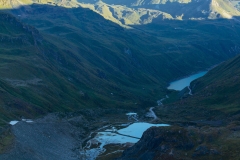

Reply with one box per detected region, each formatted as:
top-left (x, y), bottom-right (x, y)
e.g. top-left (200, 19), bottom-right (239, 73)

top-left (209, 0), bottom-right (240, 19)
top-left (1, 0), bottom-right (240, 25)
top-left (79, 0), bottom-right (240, 25)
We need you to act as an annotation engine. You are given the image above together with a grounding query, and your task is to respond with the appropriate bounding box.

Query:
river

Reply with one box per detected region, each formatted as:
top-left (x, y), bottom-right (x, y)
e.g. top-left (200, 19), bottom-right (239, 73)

top-left (82, 71), bottom-right (209, 159)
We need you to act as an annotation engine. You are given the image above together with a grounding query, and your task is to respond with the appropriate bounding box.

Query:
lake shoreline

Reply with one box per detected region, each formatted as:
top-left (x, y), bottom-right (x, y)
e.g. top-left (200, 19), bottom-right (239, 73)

top-left (166, 63), bottom-right (221, 90)
top-left (167, 71), bottom-right (207, 91)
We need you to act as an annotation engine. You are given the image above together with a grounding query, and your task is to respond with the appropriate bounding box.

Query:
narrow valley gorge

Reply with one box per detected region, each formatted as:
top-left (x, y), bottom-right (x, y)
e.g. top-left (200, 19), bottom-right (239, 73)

top-left (0, 0), bottom-right (240, 159)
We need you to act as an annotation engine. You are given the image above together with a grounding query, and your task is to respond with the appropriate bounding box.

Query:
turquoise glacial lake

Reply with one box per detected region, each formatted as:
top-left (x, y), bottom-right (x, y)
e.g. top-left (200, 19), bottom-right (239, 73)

top-left (167, 71), bottom-right (207, 91)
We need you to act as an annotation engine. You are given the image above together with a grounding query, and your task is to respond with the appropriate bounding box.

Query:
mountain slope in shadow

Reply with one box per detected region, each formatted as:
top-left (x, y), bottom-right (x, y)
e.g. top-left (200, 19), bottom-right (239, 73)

top-left (0, 4), bottom-right (240, 125)
top-left (120, 48), bottom-right (240, 160)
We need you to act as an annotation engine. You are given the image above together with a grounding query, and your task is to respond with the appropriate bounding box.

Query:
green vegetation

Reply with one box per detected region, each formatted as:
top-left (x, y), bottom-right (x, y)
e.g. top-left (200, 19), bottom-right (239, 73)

top-left (0, 129), bottom-right (14, 154)
top-left (190, 54), bottom-right (240, 117)
top-left (0, 1), bottom-right (240, 159)
top-left (118, 125), bottom-right (240, 160)
top-left (0, 3), bottom-right (239, 126)
top-left (156, 54), bottom-right (240, 123)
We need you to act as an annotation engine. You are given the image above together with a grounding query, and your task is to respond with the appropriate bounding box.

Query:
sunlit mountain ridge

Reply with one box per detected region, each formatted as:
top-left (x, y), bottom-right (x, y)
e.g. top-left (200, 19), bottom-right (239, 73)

top-left (1, 0), bottom-right (240, 27)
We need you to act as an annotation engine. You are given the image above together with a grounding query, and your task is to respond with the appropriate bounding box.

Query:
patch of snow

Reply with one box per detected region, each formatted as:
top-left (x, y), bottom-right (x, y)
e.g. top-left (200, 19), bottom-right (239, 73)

top-left (9, 121), bottom-right (19, 125)
top-left (22, 119), bottom-right (34, 123)
top-left (126, 112), bottom-right (137, 116)
top-left (126, 112), bottom-right (138, 121)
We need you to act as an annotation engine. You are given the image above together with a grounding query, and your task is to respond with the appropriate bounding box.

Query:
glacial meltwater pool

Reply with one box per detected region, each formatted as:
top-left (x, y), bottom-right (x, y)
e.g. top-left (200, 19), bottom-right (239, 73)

top-left (167, 71), bottom-right (207, 91)
top-left (83, 122), bottom-right (170, 160)
top-left (94, 122), bottom-right (170, 146)
top-left (118, 122), bottom-right (169, 138)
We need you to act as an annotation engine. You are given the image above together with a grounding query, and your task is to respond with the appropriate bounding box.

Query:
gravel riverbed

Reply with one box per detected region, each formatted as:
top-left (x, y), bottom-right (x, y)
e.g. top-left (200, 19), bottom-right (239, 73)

top-left (0, 114), bottom-right (85, 160)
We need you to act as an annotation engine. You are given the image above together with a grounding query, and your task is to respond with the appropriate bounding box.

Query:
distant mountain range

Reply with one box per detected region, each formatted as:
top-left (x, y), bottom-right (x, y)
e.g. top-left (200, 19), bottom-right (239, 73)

top-left (1, 0), bottom-right (240, 27)
top-left (79, 0), bottom-right (240, 26)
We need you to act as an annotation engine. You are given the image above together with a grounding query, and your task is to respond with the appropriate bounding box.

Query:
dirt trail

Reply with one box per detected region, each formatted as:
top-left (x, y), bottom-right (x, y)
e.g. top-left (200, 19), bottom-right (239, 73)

top-left (149, 107), bottom-right (158, 120)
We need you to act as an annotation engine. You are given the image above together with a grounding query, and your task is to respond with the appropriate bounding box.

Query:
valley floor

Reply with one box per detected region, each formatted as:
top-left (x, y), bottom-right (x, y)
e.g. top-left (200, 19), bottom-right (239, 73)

top-left (0, 114), bottom-right (82, 160)
top-left (0, 108), bottom-right (151, 160)
top-left (1, 106), bottom-right (240, 160)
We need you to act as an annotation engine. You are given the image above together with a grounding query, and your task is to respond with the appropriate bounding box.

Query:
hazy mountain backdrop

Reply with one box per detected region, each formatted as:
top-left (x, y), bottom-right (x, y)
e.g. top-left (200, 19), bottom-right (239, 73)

top-left (1, 0), bottom-right (240, 26)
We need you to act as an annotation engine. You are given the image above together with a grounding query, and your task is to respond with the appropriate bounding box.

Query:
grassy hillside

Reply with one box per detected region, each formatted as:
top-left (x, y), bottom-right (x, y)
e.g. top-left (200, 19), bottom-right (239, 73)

top-left (0, 3), bottom-right (240, 126)
top-left (156, 53), bottom-right (240, 123)
top-left (129, 50), bottom-right (240, 160)
top-left (0, 9), bottom-right (184, 125)
top-left (0, 12), bottom-right (92, 125)
top-left (190, 54), bottom-right (240, 119)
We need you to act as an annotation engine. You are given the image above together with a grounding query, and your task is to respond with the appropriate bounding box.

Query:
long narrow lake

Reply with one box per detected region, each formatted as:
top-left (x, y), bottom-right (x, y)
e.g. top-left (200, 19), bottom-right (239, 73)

top-left (167, 71), bottom-right (207, 91)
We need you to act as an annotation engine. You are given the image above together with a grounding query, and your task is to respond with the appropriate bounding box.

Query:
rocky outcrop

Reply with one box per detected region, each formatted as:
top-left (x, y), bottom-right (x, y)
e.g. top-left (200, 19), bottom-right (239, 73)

top-left (117, 126), bottom-right (221, 160)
